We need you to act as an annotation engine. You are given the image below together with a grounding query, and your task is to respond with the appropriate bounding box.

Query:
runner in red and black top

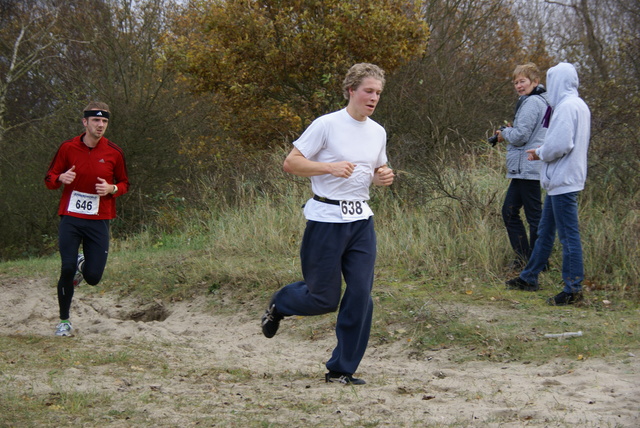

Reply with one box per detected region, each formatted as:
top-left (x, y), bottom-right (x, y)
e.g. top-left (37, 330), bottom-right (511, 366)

top-left (44, 101), bottom-right (129, 336)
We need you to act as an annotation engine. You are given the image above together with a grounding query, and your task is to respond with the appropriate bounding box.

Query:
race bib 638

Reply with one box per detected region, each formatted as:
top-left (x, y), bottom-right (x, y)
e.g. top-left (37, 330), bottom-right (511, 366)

top-left (340, 200), bottom-right (371, 221)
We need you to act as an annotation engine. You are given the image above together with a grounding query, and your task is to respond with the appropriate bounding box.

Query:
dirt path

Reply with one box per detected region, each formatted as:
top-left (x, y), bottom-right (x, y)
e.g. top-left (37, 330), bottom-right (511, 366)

top-left (1, 277), bottom-right (639, 427)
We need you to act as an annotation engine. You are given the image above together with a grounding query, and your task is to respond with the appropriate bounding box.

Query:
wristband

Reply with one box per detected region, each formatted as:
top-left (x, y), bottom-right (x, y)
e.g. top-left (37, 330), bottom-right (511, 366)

top-left (111, 184), bottom-right (118, 195)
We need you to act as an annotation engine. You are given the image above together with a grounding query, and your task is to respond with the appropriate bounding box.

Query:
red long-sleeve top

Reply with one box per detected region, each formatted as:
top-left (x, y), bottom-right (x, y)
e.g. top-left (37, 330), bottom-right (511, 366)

top-left (44, 134), bottom-right (129, 220)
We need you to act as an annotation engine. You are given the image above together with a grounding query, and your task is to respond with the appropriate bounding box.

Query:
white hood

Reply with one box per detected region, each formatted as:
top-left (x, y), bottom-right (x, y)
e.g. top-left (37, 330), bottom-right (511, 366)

top-left (546, 62), bottom-right (580, 108)
top-left (537, 62), bottom-right (591, 195)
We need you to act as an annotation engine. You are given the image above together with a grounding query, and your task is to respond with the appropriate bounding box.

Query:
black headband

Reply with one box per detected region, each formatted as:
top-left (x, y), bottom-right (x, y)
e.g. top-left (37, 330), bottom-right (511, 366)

top-left (83, 110), bottom-right (110, 119)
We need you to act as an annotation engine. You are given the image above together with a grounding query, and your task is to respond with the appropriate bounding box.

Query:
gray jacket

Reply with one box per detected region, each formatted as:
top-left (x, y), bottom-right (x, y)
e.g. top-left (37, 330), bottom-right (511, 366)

top-left (502, 89), bottom-right (549, 180)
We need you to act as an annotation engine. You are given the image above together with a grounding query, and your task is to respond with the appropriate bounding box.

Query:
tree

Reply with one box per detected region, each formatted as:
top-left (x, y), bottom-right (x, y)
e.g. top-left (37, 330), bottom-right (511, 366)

top-left (531, 0), bottom-right (640, 199)
top-left (377, 0), bottom-right (526, 164)
top-left (0, 0), bottom-right (80, 258)
top-left (0, 1), bottom-right (61, 148)
top-left (0, 0), bottom-right (212, 259)
top-left (367, 0), bottom-right (552, 212)
top-left (165, 0), bottom-right (430, 156)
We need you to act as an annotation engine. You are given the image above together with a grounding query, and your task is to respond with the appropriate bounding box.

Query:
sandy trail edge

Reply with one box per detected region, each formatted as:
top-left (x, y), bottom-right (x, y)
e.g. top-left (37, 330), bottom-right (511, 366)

top-left (1, 277), bottom-right (639, 427)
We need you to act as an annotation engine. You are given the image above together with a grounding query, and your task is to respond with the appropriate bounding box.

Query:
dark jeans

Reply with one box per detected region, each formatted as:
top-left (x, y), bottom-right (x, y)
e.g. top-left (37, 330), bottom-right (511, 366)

top-left (521, 192), bottom-right (584, 293)
top-left (502, 179), bottom-right (542, 262)
top-left (57, 216), bottom-right (110, 320)
top-left (274, 218), bottom-right (376, 375)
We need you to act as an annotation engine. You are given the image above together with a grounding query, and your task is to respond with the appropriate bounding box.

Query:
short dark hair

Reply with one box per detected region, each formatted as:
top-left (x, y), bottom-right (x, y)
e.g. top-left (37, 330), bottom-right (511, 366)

top-left (83, 101), bottom-right (110, 113)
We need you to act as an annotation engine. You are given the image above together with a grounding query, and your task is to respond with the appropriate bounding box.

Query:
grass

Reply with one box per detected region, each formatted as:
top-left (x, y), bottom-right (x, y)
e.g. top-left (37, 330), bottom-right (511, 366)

top-left (0, 149), bottom-right (638, 427)
top-left (2, 152), bottom-right (638, 355)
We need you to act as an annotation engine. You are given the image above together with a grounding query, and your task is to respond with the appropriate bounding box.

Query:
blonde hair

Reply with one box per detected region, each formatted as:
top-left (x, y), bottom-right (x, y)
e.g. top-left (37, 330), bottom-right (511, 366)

top-left (513, 63), bottom-right (541, 83)
top-left (342, 63), bottom-right (385, 100)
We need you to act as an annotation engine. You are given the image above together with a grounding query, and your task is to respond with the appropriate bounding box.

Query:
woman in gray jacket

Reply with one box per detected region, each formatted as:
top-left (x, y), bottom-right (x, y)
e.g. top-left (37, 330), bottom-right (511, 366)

top-left (496, 63), bottom-right (549, 269)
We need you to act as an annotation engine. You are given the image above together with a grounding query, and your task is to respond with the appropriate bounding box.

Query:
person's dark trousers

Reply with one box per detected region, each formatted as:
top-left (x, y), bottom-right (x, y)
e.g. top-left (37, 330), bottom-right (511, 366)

top-left (502, 178), bottom-right (542, 262)
top-left (274, 218), bottom-right (376, 375)
top-left (57, 216), bottom-right (110, 320)
top-left (520, 192), bottom-right (584, 293)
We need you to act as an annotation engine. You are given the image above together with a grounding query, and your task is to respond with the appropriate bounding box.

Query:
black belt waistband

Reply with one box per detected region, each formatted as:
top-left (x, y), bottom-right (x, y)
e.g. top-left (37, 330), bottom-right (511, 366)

top-left (313, 195), bottom-right (340, 205)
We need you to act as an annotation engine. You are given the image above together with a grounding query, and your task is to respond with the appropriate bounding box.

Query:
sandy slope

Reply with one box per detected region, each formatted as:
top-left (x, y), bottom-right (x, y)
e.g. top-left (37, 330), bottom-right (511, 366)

top-left (1, 277), bottom-right (639, 427)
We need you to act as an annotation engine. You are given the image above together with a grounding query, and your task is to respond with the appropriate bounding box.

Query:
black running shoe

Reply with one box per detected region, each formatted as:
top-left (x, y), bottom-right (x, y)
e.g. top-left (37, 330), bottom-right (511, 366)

top-left (547, 291), bottom-right (582, 306)
top-left (325, 371), bottom-right (366, 385)
top-left (261, 302), bottom-right (283, 338)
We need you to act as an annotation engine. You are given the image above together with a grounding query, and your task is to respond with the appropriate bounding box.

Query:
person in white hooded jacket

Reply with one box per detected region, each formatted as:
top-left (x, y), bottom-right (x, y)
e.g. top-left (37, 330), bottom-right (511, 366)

top-left (506, 62), bottom-right (591, 306)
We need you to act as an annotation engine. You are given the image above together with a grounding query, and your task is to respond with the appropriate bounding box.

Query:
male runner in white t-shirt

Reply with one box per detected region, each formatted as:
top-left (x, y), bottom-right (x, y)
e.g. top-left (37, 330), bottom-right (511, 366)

top-left (261, 63), bottom-right (394, 385)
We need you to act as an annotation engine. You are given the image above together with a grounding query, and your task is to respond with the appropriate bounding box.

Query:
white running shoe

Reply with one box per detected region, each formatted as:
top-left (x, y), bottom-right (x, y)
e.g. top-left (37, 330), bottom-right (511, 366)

top-left (55, 322), bottom-right (73, 337)
top-left (73, 253), bottom-right (85, 287)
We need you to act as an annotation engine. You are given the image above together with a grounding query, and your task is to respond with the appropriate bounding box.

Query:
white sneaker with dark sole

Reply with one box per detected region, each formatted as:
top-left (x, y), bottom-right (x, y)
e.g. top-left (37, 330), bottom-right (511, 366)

top-left (325, 371), bottom-right (366, 385)
top-left (73, 253), bottom-right (85, 287)
top-left (55, 322), bottom-right (73, 337)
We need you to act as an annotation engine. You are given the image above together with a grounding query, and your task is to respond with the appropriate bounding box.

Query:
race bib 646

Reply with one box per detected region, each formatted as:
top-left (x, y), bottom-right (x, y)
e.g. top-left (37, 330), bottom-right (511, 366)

top-left (68, 190), bottom-right (100, 215)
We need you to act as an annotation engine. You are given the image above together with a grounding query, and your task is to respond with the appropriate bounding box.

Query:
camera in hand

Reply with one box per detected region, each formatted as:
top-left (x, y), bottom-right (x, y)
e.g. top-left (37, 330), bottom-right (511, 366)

top-left (488, 125), bottom-right (507, 147)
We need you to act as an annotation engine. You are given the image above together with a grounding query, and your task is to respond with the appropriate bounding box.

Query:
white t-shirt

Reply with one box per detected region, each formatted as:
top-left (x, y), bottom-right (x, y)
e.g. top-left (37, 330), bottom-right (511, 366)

top-left (294, 108), bottom-right (388, 223)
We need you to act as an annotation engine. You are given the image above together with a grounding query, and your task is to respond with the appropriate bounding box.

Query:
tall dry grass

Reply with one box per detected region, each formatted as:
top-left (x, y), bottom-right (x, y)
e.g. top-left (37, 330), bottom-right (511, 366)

top-left (108, 145), bottom-right (638, 304)
top-left (1, 144), bottom-right (637, 365)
